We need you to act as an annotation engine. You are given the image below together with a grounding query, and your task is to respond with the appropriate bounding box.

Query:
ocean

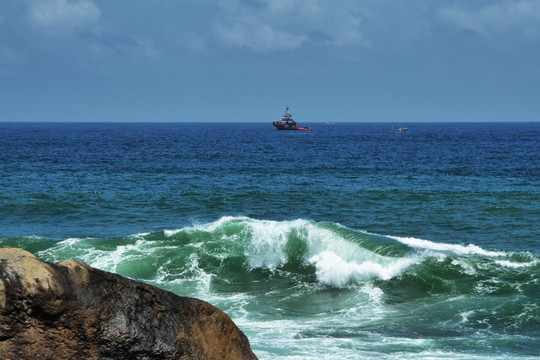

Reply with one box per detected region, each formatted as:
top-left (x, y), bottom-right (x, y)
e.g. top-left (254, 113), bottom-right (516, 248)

top-left (1, 122), bottom-right (539, 359)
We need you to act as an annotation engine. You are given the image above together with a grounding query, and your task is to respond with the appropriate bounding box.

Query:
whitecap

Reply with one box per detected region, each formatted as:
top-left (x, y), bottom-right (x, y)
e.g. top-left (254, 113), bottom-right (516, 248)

top-left (308, 250), bottom-right (418, 287)
top-left (495, 259), bottom-right (539, 268)
top-left (388, 235), bottom-right (506, 257)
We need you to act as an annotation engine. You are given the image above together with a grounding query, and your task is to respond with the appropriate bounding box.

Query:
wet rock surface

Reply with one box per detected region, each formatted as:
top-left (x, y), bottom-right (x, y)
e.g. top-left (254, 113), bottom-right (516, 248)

top-left (0, 247), bottom-right (257, 360)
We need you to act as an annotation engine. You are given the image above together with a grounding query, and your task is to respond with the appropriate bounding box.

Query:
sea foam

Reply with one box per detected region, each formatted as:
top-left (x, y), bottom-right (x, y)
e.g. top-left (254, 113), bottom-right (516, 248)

top-left (308, 250), bottom-right (417, 287)
top-left (388, 235), bottom-right (506, 257)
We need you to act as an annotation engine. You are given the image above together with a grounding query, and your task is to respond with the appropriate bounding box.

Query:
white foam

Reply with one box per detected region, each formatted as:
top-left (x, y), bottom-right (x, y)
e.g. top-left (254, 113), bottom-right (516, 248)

top-left (474, 279), bottom-right (503, 296)
top-left (163, 216), bottom-right (251, 240)
top-left (336, 283), bottom-right (387, 319)
top-left (89, 239), bottom-right (149, 272)
top-left (164, 217), bottom-right (312, 271)
top-left (459, 310), bottom-right (475, 324)
top-left (243, 218), bottom-right (305, 270)
top-left (61, 237), bottom-right (88, 245)
top-left (361, 283), bottom-right (385, 304)
top-left (190, 215), bottom-right (249, 232)
top-left (451, 259), bottom-right (477, 275)
top-left (36, 237), bottom-right (93, 262)
top-left (164, 229), bottom-right (182, 237)
top-left (308, 250), bottom-right (418, 287)
top-left (494, 259), bottom-right (539, 268)
top-left (133, 232), bottom-right (151, 237)
top-left (388, 235), bottom-right (506, 257)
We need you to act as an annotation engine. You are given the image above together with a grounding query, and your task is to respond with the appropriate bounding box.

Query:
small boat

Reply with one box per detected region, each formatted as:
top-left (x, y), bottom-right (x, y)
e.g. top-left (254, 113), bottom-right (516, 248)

top-left (392, 126), bottom-right (408, 133)
top-left (273, 107), bottom-right (311, 131)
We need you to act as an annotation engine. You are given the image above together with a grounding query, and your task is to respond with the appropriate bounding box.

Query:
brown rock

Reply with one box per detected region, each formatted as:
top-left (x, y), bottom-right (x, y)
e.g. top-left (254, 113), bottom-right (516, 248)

top-left (0, 247), bottom-right (258, 360)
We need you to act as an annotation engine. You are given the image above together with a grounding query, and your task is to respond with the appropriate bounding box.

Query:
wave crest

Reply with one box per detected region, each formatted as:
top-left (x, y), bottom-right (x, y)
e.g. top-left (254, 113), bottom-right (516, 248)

top-left (4, 216), bottom-right (534, 299)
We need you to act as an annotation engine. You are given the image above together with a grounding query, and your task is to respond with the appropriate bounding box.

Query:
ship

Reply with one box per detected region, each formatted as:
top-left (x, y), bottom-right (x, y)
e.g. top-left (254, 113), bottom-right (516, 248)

top-left (273, 107), bottom-right (311, 131)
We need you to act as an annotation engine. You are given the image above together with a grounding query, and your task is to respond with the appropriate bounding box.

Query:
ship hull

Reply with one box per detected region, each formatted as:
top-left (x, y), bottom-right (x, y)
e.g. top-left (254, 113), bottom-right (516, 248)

top-left (273, 121), bottom-right (311, 131)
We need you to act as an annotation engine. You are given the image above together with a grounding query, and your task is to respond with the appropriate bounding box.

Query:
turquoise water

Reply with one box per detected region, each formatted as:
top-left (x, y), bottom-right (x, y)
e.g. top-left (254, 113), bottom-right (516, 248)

top-left (1, 122), bottom-right (539, 358)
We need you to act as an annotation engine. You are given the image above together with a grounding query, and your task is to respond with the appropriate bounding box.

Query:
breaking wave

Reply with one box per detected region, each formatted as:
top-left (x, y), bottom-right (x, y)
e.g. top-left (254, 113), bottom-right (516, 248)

top-left (2, 216), bottom-right (535, 302)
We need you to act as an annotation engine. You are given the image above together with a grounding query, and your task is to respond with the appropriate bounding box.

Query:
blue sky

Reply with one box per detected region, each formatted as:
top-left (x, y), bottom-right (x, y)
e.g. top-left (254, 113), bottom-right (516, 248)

top-left (1, 0), bottom-right (540, 122)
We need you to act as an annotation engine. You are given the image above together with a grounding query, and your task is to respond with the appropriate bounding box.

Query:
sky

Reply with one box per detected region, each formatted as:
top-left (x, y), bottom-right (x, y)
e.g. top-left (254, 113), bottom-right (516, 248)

top-left (1, 0), bottom-right (540, 122)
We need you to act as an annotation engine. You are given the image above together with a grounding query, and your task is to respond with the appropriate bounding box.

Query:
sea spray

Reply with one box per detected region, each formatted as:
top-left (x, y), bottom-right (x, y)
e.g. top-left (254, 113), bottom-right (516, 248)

top-left (308, 250), bottom-right (418, 286)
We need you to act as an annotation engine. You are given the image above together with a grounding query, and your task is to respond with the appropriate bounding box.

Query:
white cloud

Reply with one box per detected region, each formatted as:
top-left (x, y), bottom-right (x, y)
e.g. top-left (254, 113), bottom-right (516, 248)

top-left (440, 1), bottom-right (540, 39)
top-left (266, 0), bottom-right (319, 15)
top-left (27, 0), bottom-right (101, 30)
top-left (214, 21), bottom-right (306, 52)
top-left (213, 0), bottom-right (368, 52)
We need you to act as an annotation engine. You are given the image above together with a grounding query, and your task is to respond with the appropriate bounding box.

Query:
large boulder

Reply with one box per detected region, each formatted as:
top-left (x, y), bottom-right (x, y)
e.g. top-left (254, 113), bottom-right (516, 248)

top-left (0, 247), bottom-right (257, 360)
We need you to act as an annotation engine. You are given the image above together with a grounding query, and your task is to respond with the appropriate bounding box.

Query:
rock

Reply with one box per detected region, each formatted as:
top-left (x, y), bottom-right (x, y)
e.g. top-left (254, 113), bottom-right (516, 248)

top-left (0, 247), bottom-right (258, 360)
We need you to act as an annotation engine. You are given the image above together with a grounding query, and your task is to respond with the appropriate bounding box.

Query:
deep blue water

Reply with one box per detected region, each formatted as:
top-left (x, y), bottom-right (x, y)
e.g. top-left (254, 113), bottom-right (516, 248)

top-left (1, 122), bottom-right (539, 359)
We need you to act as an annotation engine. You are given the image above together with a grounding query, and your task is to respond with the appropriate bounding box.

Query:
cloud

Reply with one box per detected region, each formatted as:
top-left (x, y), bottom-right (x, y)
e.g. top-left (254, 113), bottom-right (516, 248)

top-left (26, 0), bottom-right (101, 30)
top-left (213, 0), bottom-right (308, 52)
top-left (213, 0), bottom-right (367, 52)
top-left (440, 1), bottom-right (540, 39)
top-left (79, 31), bottom-right (157, 59)
top-left (214, 21), bottom-right (306, 52)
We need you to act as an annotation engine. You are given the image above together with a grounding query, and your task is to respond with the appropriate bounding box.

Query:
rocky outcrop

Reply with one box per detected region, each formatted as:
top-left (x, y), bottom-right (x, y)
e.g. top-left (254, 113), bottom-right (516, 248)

top-left (0, 247), bottom-right (257, 360)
